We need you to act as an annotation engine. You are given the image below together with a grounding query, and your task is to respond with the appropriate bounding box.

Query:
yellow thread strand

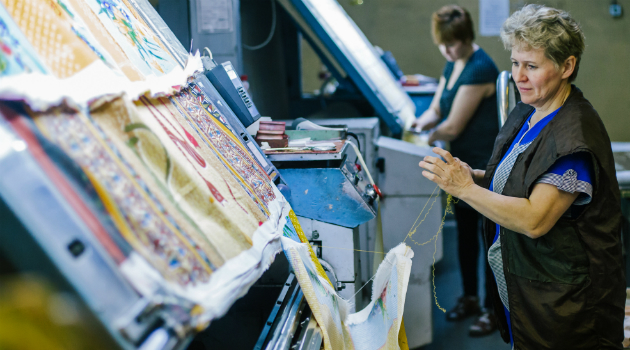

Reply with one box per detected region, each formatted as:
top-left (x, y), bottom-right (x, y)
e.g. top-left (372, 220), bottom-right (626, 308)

top-left (430, 194), bottom-right (455, 313)
top-left (318, 245), bottom-right (385, 255)
top-left (406, 192), bottom-right (441, 247)
top-left (403, 184), bottom-right (440, 243)
top-left (314, 184), bottom-right (459, 313)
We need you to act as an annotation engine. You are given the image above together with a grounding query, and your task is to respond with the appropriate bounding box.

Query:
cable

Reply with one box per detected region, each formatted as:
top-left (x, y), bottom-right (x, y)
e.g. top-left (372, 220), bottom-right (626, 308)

top-left (346, 140), bottom-right (374, 186)
top-left (203, 47), bottom-right (213, 60)
top-left (243, 0), bottom-right (277, 51)
top-left (346, 132), bottom-right (361, 153)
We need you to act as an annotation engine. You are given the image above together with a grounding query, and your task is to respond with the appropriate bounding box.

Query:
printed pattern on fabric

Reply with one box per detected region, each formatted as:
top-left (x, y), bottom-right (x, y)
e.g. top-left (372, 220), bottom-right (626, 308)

top-left (82, 0), bottom-right (178, 77)
top-left (120, 95), bottom-right (261, 258)
top-left (171, 83), bottom-right (275, 214)
top-left (33, 108), bottom-right (218, 286)
top-left (1, 0), bottom-right (100, 78)
top-left (488, 141), bottom-right (534, 312)
top-left (0, 6), bottom-right (48, 75)
top-left (55, 0), bottom-right (122, 70)
top-left (537, 169), bottom-right (593, 205)
top-left (346, 264), bottom-right (401, 349)
top-left (282, 215), bottom-right (411, 350)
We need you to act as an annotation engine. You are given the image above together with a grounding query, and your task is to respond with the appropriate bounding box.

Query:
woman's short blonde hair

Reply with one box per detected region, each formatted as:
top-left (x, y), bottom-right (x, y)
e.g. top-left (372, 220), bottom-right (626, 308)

top-left (501, 4), bottom-right (585, 82)
top-left (432, 5), bottom-right (474, 45)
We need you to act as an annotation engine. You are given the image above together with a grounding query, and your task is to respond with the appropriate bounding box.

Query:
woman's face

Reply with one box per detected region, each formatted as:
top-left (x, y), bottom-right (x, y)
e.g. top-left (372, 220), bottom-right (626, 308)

top-left (511, 47), bottom-right (571, 109)
top-left (439, 40), bottom-right (468, 62)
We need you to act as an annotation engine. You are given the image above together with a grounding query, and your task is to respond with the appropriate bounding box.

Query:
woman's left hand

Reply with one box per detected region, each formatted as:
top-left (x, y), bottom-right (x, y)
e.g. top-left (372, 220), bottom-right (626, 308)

top-left (419, 147), bottom-right (475, 198)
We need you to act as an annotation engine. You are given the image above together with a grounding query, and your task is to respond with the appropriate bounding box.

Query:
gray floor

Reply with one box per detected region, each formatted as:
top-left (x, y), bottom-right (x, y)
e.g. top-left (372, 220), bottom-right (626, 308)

top-left (413, 219), bottom-right (508, 350)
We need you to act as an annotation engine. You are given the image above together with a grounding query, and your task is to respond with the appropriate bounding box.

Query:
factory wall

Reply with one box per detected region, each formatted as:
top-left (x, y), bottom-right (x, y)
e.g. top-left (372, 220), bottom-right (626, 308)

top-left (301, 0), bottom-right (630, 141)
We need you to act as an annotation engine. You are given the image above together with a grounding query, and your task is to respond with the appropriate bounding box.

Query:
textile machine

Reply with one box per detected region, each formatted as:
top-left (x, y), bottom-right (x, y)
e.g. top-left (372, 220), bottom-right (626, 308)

top-left (0, 114), bottom-right (190, 350)
top-left (266, 136), bottom-right (378, 310)
top-left (0, 1), bottom-right (305, 350)
top-left (154, 0), bottom-right (447, 346)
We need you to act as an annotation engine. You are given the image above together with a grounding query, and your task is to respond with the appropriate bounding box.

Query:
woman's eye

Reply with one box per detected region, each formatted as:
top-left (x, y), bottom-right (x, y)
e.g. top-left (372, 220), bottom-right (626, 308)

top-left (511, 62), bottom-right (518, 66)
top-left (528, 65), bottom-right (536, 69)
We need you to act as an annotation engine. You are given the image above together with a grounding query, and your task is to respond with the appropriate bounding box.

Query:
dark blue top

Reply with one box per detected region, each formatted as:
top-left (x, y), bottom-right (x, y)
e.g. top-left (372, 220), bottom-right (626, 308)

top-left (489, 107), bottom-right (594, 346)
top-left (440, 48), bottom-right (499, 169)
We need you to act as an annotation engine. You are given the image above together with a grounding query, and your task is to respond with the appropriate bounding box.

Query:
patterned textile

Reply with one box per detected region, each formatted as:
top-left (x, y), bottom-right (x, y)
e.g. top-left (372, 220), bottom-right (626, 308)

top-left (538, 170), bottom-right (593, 205)
top-left (62, 0), bottom-right (145, 80)
top-left (283, 238), bottom-right (412, 350)
top-left (171, 82), bottom-right (275, 214)
top-left (54, 0), bottom-right (121, 70)
top-left (1, 0), bottom-right (101, 78)
top-left (488, 140), bottom-right (534, 311)
top-left (33, 106), bottom-right (218, 285)
top-left (90, 95), bottom-right (264, 260)
top-left (81, 0), bottom-right (178, 77)
top-left (0, 6), bottom-right (47, 75)
top-left (535, 151), bottom-right (594, 207)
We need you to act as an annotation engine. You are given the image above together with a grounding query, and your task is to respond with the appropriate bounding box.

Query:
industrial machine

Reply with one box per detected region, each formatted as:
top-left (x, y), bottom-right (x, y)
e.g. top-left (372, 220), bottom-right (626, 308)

top-left (0, 114), bottom-right (190, 350)
top-left (266, 139), bottom-right (378, 309)
top-left (128, 0), bottom-right (445, 347)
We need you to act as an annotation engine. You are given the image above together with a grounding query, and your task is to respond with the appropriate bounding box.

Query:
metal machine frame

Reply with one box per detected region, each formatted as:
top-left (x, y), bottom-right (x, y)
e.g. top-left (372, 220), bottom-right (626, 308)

top-left (276, 0), bottom-right (416, 136)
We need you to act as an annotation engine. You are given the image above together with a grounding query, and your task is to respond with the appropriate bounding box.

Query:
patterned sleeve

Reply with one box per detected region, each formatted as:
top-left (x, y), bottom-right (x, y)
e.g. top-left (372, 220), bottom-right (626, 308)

top-left (536, 152), bottom-right (594, 205)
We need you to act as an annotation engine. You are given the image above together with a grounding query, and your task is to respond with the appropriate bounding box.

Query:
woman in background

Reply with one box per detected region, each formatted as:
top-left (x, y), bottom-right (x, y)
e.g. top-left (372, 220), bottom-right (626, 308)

top-left (412, 5), bottom-right (499, 336)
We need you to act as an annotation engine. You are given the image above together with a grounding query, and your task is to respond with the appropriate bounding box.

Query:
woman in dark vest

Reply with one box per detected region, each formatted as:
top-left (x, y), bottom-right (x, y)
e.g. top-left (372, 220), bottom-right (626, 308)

top-left (412, 5), bottom-right (500, 335)
top-left (419, 4), bottom-right (624, 349)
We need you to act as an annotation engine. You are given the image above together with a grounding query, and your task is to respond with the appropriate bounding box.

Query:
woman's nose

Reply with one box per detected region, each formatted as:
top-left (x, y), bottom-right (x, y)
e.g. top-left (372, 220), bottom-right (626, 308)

top-left (513, 65), bottom-right (526, 83)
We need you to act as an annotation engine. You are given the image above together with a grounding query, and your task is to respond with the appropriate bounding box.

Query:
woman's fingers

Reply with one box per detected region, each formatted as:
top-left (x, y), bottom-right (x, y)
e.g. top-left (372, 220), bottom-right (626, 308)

top-left (423, 155), bottom-right (447, 170)
top-left (422, 170), bottom-right (443, 185)
top-left (432, 147), bottom-right (456, 164)
top-left (419, 160), bottom-right (444, 176)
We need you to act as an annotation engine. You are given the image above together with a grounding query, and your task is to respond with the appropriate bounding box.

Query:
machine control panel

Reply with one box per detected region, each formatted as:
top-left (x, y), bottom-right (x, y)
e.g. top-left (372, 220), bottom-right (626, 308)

top-left (205, 61), bottom-right (261, 127)
top-left (267, 142), bottom-right (376, 228)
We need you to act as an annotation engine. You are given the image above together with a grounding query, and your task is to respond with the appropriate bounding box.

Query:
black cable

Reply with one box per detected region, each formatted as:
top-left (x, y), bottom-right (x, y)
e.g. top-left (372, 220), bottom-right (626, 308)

top-left (243, 0), bottom-right (276, 50)
top-left (347, 132), bottom-right (362, 166)
top-left (347, 132), bottom-right (361, 153)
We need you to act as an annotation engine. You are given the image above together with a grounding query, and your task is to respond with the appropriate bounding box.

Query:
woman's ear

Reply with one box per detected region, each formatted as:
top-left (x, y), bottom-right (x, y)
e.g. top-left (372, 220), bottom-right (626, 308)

top-left (561, 56), bottom-right (577, 80)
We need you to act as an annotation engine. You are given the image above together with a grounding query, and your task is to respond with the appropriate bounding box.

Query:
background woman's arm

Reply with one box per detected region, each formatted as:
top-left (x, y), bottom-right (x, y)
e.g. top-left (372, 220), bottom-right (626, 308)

top-left (428, 83), bottom-right (494, 144)
top-left (412, 77), bottom-right (446, 130)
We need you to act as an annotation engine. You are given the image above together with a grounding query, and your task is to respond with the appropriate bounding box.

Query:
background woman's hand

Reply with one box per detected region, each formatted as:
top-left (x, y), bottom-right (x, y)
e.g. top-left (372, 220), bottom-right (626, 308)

top-left (411, 107), bottom-right (441, 132)
top-left (419, 147), bottom-right (475, 198)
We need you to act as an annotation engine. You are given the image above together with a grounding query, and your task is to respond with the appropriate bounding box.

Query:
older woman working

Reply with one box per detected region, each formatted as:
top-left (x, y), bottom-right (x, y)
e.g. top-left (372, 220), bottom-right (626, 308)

top-left (420, 5), bottom-right (624, 349)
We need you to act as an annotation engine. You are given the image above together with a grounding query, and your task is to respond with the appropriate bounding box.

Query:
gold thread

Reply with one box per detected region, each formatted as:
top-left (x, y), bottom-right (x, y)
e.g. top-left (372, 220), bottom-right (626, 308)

top-left (317, 184), bottom-right (459, 313)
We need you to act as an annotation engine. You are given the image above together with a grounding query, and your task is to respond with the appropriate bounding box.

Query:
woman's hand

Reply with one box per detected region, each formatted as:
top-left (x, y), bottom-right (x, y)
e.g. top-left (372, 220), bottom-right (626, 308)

top-left (411, 108), bottom-right (441, 132)
top-left (419, 147), bottom-right (475, 198)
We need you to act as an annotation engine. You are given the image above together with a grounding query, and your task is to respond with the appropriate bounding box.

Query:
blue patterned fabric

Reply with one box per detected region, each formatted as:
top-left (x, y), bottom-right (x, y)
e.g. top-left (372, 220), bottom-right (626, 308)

top-left (537, 152), bottom-right (594, 206)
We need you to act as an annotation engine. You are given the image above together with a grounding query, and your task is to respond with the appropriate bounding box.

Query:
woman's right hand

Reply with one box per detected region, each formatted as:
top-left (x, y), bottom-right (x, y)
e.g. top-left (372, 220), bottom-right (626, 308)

top-left (411, 108), bottom-right (441, 131)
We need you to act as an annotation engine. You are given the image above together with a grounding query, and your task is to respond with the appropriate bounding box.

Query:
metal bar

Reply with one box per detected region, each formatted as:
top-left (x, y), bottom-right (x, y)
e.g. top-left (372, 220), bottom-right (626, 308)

top-left (254, 274), bottom-right (296, 350)
top-left (272, 290), bottom-right (305, 350)
top-left (293, 316), bottom-right (322, 350)
top-left (496, 71), bottom-right (510, 128)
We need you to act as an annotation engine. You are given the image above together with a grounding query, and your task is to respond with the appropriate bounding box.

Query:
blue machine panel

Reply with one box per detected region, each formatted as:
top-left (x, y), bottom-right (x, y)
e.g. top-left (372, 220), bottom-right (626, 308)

top-left (279, 168), bottom-right (375, 228)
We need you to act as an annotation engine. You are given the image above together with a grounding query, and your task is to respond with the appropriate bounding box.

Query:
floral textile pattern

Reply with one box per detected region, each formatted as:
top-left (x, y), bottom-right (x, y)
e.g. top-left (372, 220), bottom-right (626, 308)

top-left (34, 109), bottom-right (216, 286)
top-left (91, 0), bottom-right (177, 76)
top-left (0, 6), bottom-right (48, 76)
top-left (171, 83), bottom-right (276, 216)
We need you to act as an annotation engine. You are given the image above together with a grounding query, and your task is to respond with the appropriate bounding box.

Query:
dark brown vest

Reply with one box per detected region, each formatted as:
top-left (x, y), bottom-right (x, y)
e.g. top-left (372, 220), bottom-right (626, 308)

top-left (482, 86), bottom-right (625, 349)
